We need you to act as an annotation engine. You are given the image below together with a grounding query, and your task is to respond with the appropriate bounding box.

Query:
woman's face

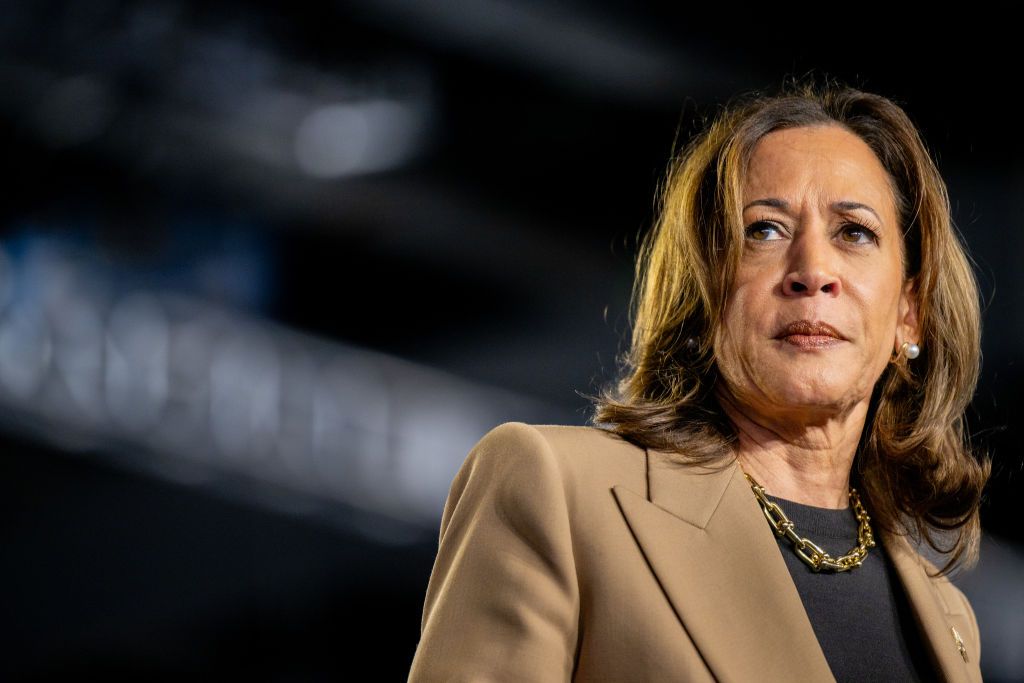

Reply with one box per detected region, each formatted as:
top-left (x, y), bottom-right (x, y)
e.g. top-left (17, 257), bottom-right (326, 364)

top-left (715, 124), bottom-right (918, 422)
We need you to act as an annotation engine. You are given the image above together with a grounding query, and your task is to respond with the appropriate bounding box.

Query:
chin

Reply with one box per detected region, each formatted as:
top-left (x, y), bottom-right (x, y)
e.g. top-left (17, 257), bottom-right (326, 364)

top-left (765, 381), bottom-right (865, 415)
top-left (775, 393), bottom-right (846, 412)
top-left (717, 348), bottom-right (877, 417)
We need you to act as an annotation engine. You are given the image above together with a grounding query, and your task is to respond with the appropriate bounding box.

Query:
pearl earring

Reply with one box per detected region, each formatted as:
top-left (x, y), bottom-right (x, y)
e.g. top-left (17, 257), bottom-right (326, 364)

top-left (900, 341), bottom-right (920, 360)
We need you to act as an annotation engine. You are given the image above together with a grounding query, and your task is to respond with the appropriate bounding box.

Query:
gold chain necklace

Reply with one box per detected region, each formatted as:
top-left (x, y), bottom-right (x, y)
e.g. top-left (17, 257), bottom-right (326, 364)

top-left (743, 471), bottom-right (876, 572)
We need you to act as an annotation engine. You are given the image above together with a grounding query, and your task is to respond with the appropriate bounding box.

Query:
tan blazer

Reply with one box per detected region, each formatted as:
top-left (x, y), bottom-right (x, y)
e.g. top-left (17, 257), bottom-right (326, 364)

top-left (408, 421), bottom-right (983, 682)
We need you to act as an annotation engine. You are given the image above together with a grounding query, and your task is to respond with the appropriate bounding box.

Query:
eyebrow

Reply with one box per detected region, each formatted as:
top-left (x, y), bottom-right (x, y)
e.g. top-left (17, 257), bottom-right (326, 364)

top-left (743, 198), bottom-right (883, 224)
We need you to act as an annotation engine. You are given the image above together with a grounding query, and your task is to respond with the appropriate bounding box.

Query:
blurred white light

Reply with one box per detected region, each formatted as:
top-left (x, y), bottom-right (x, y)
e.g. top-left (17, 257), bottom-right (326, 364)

top-left (311, 356), bottom-right (390, 499)
top-left (105, 293), bottom-right (170, 430)
top-left (156, 318), bottom-right (219, 450)
top-left (170, 318), bottom-right (217, 389)
top-left (209, 330), bottom-right (281, 460)
top-left (0, 308), bottom-right (52, 398)
top-left (293, 99), bottom-right (424, 178)
top-left (274, 343), bottom-right (316, 482)
top-left (0, 235), bottom-right (573, 543)
top-left (52, 300), bottom-right (105, 419)
top-left (391, 379), bottom-right (496, 520)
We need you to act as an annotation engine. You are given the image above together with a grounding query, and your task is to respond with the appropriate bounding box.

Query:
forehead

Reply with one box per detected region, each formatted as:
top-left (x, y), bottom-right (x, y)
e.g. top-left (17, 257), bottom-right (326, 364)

top-left (742, 125), bottom-right (896, 221)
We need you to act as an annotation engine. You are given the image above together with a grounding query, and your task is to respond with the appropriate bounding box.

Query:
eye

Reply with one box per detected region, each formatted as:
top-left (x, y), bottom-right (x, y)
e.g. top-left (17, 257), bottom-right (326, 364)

top-left (839, 222), bottom-right (879, 244)
top-left (745, 220), bottom-right (784, 241)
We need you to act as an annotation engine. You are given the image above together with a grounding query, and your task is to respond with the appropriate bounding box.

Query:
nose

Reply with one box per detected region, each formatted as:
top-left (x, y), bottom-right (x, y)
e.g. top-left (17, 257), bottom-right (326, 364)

top-left (782, 231), bottom-right (841, 297)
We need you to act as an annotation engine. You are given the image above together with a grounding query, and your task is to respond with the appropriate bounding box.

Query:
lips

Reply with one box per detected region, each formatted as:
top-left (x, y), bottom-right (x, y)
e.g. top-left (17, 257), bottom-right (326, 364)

top-left (774, 320), bottom-right (846, 348)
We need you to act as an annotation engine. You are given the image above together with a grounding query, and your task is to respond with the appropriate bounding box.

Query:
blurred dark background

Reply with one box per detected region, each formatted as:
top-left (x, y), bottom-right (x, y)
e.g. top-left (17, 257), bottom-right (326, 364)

top-left (1, 2), bottom-right (1021, 681)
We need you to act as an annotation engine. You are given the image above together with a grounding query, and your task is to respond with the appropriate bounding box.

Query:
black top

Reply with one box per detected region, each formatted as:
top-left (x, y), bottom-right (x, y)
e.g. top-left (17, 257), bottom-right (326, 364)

top-left (763, 493), bottom-right (935, 683)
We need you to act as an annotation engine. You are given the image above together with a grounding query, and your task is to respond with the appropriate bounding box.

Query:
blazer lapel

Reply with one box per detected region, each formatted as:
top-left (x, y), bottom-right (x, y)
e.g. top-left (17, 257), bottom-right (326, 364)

top-left (882, 531), bottom-right (973, 683)
top-left (612, 453), bottom-right (835, 683)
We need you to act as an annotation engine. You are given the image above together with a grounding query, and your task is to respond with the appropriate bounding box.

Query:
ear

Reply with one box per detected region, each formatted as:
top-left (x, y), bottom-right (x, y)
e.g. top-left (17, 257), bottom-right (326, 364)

top-left (895, 276), bottom-right (921, 351)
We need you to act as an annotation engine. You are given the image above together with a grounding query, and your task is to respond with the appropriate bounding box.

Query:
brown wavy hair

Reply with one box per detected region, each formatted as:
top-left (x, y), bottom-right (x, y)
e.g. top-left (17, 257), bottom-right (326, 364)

top-left (590, 75), bottom-right (991, 576)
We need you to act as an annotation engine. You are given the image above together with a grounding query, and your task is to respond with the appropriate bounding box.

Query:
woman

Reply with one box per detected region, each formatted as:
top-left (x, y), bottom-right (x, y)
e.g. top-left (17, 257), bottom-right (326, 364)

top-left (407, 79), bottom-right (990, 682)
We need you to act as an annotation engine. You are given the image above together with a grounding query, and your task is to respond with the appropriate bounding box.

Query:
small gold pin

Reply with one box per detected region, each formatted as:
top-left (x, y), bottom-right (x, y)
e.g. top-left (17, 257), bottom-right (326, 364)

top-left (951, 626), bottom-right (968, 663)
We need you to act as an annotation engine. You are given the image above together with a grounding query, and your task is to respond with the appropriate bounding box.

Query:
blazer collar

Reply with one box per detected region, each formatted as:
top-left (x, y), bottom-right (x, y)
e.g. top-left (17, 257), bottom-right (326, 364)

top-left (882, 530), bottom-right (976, 683)
top-left (612, 449), bottom-right (973, 683)
top-left (613, 454), bottom-right (834, 682)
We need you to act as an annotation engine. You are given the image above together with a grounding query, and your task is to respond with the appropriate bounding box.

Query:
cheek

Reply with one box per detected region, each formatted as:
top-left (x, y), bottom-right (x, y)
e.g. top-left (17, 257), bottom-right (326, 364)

top-left (717, 292), bottom-right (754, 361)
top-left (857, 278), bottom-right (902, 337)
top-left (715, 278), bottom-right (773, 381)
top-left (850, 281), bottom-right (902, 375)
top-left (722, 270), bottom-right (773, 336)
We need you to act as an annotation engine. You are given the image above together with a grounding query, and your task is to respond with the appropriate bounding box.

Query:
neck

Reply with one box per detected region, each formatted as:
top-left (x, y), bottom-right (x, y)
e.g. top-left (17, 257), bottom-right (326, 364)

top-left (717, 392), bottom-right (869, 509)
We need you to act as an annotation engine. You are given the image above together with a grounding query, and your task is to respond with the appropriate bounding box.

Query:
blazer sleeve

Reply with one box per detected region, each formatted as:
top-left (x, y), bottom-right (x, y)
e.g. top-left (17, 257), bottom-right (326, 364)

top-left (407, 421), bottom-right (581, 682)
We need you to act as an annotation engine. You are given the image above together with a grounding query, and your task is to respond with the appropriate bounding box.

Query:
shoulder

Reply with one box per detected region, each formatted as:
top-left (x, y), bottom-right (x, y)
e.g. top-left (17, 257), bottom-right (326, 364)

top-left (441, 422), bottom-right (648, 527)
top-left (463, 421), bottom-right (647, 485)
top-left (472, 421), bottom-right (641, 454)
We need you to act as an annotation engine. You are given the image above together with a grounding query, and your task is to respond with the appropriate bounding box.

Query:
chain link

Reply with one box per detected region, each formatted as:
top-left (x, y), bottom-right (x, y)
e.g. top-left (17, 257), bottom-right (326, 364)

top-left (744, 471), bottom-right (876, 572)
